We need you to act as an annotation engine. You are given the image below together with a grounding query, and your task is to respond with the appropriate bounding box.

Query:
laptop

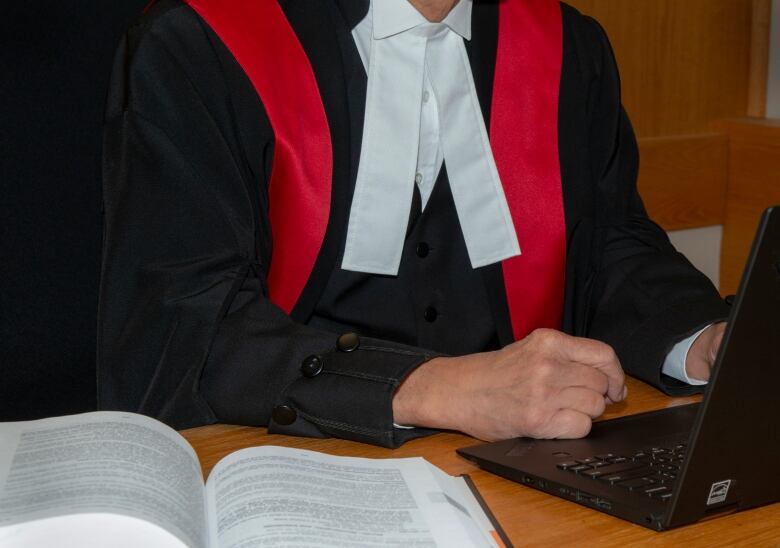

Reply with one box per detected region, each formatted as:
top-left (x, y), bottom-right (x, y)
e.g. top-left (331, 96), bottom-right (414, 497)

top-left (458, 206), bottom-right (780, 531)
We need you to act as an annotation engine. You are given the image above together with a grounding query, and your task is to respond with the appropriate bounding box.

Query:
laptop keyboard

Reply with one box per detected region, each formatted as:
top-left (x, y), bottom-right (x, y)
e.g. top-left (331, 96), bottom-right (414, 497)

top-left (555, 443), bottom-right (687, 502)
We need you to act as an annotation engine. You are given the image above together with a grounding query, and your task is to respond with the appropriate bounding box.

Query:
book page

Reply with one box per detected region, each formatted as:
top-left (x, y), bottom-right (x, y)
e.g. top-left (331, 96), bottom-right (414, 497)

top-left (0, 513), bottom-right (189, 548)
top-left (0, 412), bottom-right (207, 548)
top-left (205, 446), bottom-right (488, 547)
top-left (428, 467), bottom-right (503, 548)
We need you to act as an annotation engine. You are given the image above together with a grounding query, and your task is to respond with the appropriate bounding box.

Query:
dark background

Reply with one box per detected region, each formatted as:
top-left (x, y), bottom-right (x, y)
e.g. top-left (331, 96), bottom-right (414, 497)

top-left (1, 2), bottom-right (147, 419)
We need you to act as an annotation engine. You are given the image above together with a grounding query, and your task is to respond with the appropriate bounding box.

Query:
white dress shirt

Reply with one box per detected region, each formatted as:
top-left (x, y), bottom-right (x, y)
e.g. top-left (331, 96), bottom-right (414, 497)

top-left (351, 0), bottom-right (704, 386)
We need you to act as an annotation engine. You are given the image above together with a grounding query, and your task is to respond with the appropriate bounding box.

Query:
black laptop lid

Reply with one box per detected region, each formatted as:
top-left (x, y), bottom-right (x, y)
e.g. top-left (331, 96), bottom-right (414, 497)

top-left (667, 206), bottom-right (780, 527)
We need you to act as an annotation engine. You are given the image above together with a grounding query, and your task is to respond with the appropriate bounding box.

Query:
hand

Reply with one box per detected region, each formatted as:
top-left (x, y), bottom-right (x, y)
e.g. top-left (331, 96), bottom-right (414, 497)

top-left (392, 329), bottom-right (626, 441)
top-left (685, 322), bottom-right (727, 382)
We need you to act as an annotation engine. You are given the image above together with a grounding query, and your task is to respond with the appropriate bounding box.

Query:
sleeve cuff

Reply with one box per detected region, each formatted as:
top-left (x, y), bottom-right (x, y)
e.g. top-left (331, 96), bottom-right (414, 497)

top-left (269, 333), bottom-right (438, 447)
top-left (661, 325), bottom-right (711, 385)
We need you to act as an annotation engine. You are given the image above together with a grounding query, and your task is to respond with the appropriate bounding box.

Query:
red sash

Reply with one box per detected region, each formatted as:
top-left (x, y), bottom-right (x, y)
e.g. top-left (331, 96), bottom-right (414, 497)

top-left (186, 0), bottom-right (332, 315)
top-left (492, 1), bottom-right (566, 340)
top-left (186, 0), bottom-right (565, 340)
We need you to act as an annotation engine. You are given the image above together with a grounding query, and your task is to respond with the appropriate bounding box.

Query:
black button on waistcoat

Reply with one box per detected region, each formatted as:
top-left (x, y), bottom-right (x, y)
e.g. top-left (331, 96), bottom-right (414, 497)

top-left (336, 332), bottom-right (360, 352)
top-left (416, 242), bottom-right (429, 258)
top-left (301, 355), bottom-right (324, 377)
top-left (424, 306), bottom-right (438, 322)
top-left (271, 405), bottom-right (297, 425)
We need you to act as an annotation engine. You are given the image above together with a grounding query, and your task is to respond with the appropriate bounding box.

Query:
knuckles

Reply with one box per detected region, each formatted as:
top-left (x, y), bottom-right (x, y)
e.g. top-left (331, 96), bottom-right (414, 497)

top-left (555, 412), bottom-right (592, 439)
top-left (527, 328), bottom-right (561, 350)
top-left (521, 407), bottom-right (550, 436)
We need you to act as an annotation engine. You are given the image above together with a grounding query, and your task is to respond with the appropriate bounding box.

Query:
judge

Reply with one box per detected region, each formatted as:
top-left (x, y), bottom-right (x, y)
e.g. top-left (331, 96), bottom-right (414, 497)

top-left (99, 0), bottom-right (729, 446)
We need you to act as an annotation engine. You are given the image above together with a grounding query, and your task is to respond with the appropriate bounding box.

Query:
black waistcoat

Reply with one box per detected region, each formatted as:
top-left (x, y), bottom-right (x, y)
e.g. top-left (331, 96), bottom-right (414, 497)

top-left (309, 165), bottom-right (500, 355)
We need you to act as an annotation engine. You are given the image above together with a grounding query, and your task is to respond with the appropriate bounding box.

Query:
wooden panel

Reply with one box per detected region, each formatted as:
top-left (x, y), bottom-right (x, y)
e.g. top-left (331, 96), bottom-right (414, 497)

top-left (715, 118), bottom-right (780, 294)
top-left (637, 134), bottom-right (729, 230)
top-left (567, 0), bottom-right (755, 138)
top-left (747, 0), bottom-right (772, 117)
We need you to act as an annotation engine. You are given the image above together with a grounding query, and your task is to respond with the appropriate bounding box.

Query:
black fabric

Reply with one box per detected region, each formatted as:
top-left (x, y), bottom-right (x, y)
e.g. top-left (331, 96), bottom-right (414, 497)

top-left (310, 165), bottom-right (499, 355)
top-left (0, 1), bottom-right (148, 420)
top-left (556, 7), bottom-right (730, 392)
top-left (98, 0), bottom-right (729, 446)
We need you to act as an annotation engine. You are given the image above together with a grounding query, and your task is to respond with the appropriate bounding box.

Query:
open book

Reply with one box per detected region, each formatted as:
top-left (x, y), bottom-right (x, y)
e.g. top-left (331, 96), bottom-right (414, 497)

top-left (0, 412), bottom-right (509, 547)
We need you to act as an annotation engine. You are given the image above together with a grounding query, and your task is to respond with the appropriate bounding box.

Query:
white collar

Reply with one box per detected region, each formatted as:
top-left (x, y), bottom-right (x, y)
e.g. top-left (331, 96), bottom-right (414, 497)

top-left (342, 0), bottom-right (520, 275)
top-left (372, 0), bottom-right (472, 41)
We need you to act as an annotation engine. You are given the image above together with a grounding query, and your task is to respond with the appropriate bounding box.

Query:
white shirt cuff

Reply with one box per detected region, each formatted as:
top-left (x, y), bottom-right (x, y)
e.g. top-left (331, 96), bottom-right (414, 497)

top-left (393, 423), bottom-right (415, 430)
top-left (661, 325), bottom-right (711, 385)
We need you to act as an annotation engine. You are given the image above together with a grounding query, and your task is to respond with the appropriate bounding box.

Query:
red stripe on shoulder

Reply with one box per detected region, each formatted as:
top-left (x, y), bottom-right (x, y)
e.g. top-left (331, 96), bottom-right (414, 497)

top-left (185, 0), bottom-right (332, 314)
top-left (492, 0), bottom-right (566, 339)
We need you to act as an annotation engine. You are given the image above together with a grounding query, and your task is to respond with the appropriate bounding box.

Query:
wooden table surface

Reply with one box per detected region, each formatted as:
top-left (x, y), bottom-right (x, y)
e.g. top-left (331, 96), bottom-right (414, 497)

top-left (181, 377), bottom-right (780, 546)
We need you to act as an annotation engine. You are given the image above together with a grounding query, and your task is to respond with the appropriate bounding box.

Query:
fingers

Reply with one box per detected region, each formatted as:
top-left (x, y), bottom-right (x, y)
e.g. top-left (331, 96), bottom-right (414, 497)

top-left (545, 331), bottom-right (625, 403)
top-left (546, 408), bottom-right (592, 438)
top-left (557, 386), bottom-right (607, 419)
top-left (560, 361), bottom-right (609, 396)
top-left (540, 329), bottom-right (612, 366)
top-left (604, 385), bottom-right (629, 405)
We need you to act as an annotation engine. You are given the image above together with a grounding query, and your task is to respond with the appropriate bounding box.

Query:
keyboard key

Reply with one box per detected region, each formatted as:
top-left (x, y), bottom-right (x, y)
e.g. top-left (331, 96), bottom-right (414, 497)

top-left (595, 454), bottom-right (615, 461)
top-left (569, 464), bottom-right (592, 472)
top-left (583, 469), bottom-right (610, 479)
top-left (599, 474), bottom-right (622, 483)
top-left (618, 477), bottom-right (656, 491)
top-left (556, 461), bottom-right (579, 470)
top-left (594, 461), bottom-right (645, 473)
top-left (589, 461), bottom-right (610, 468)
top-left (643, 485), bottom-right (670, 495)
top-left (608, 456), bottom-right (629, 464)
top-left (599, 473), bottom-right (635, 484)
top-left (590, 463), bottom-right (649, 482)
top-left (655, 492), bottom-right (674, 502)
top-left (576, 458), bottom-right (600, 465)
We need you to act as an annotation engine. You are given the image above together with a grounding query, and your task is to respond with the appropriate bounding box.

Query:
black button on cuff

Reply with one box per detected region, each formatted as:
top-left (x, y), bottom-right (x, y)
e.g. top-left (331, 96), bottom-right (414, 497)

top-left (301, 355), bottom-right (324, 377)
top-left (424, 306), bottom-right (438, 322)
top-left (336, 332), bottom-right (360, 352)
top-left (416, 242), bottom-right (429, 258)
top-left (271, 405), bottom-right (297, 425)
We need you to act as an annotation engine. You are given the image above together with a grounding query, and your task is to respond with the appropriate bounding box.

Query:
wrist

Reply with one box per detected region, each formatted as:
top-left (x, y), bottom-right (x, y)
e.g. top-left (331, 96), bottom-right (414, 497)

top-left (685, 322), bottom-right (726, 382)
top-left (392, 356), bottom-right (462, 430)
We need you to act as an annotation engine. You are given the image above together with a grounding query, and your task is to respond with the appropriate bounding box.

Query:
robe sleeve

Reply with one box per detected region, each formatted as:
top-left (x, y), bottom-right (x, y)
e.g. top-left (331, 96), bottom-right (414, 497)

top-left (576, 14), bottom-right (730, 395)
top-left (98, 2), bottom-right (435, 447)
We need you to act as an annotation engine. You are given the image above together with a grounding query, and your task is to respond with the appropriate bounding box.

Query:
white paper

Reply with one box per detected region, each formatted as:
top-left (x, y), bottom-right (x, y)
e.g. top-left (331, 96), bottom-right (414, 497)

top-left (0, 412), bottom-right (207, 548)
top-left (0, 413), bottom-right (502, 548)
top-left (205, 446), bottom-right (491, 547)
top-left (0, 513), bottom-right (187, 548)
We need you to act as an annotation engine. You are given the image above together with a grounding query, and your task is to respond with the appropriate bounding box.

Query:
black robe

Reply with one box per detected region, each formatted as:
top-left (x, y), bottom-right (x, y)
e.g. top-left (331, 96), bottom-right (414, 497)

top-left (99, 0), bottom-right (729, 446)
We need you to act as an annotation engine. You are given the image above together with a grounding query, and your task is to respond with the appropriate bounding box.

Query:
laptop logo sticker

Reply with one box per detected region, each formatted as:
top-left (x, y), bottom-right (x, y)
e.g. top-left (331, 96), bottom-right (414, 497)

top-left (707, 480), bottom-right (732, 505)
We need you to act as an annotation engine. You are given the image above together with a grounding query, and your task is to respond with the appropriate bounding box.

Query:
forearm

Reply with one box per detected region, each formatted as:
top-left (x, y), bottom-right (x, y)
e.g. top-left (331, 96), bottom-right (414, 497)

top-left (202, 282), bottom-right (439, 446)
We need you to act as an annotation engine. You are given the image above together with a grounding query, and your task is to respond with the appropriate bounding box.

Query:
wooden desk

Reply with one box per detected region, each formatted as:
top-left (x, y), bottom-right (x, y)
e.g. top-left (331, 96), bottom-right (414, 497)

top-left (181, 377), bottom-right (780, 546)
